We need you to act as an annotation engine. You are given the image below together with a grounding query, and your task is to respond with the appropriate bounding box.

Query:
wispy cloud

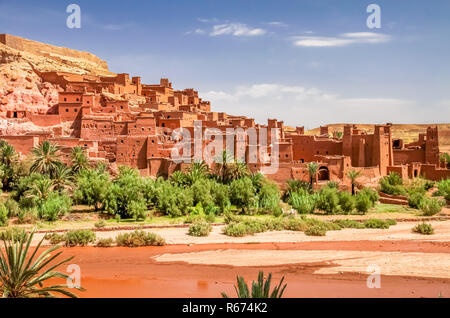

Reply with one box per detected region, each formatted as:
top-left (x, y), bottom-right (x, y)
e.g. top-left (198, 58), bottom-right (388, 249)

top-left (210, 23), bottom-right (266, 37)
top-left (265, 21), bottom-right (288, 27)
top-left (293, 32), bottom-right (391, 47)
top-left (197, 17), bottom-right (220, 23)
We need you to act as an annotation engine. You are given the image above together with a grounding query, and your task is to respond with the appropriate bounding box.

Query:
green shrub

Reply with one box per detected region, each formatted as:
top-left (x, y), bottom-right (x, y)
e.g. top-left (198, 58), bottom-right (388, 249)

top-left (224, 212), bottom-right (242, 224)
top-left (288, 192), bottom-right (317, 214)
top-left (188, 222), bottom-right (212, 237)
top-left (355, 192), bottom-right (373, 214)
top-left (65, 229), bottom-right (96, 247)
top-left (325, 181), bottom-right (340, 189)
top-left (316, 187), bottom-right (340, 214)
top-left (4, 198), bottom-right (20, 218)
top-left (16, 208), bottom-right (38, 224)
top-left (115, 230), bottom-right (165, 247)
top-left (408, 191), bottom-right (426, 209)
top-left (45, 233), bottom-right (66, 244)
top-left (282, 218), bottom-right (308, 231)
top-left (358, 188), bottom-right (379, 205)
top-left (435, 179), bottom-right (450, 200)
top-left (338, 191), bottom-right (355, 214)
top-left (412, 223), bottom-right (434, 235)
top-left (419, 197), bottom-right (445, 216)
top-left (0, 204), bottom-right (8, 227)
top-left (305, 225), bottom-right (326, 236)
top-left (334, 219), bottom-right (366, 229)
top-left (283, 180), bottom-right (312, 201)
top-left (363, 219), bottom-right (391, 229)
top-left (96, 238), bottom-right (114, 247)
top-left (0, 227), bottom-right (28, 241)
top-left (380, 172), bottom-right (405, 195)
top-left (223, 223), bottom-right (248, 237)
top-left (94, 220), bottom-right (106, 228)
top-left (258, 181), bottom-right (282, 214)
top-left (38, 193), bottom-right (72, 221)
top-left (230, 177), bottom-right (258, 212)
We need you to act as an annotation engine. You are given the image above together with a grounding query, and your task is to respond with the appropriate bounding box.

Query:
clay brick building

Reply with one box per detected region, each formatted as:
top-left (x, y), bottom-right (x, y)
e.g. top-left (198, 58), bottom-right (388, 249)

top-left (1, 68), bottom-right (449, 184)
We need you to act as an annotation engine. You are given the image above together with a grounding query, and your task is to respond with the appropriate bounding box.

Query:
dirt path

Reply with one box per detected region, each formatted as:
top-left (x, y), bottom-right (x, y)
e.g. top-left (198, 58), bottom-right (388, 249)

top-left (33, 220), bottom-right (450, 246)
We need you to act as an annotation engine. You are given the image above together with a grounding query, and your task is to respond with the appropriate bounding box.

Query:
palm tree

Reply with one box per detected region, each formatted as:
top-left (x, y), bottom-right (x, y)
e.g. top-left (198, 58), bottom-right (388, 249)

top-left (0, 231), bottom-right (84, 298)
top-left (306, 162), bottom-right (319, 188)
top-left (30, 141), bottom-right (61, 177)
top-left (215, 150), bottom-right (232, 183)
top-left (221, 271), bottom-right (286, 298)
top-left (347, 169), bottom-right (362, 195)
top-left (187, 161), bottom-right (210, 184)
top-left (169, 170), bottom-right (188, 187)
top-left (0, 143), bottom-right (18, 166)
top-left (24, 176), bottom-right (55, 204)
top-left (227, 160), bottom-right (250, 181)
top-left (71, 147), bottom-right (89, 174)
top-left (52, 164), bottom-right (74, 193)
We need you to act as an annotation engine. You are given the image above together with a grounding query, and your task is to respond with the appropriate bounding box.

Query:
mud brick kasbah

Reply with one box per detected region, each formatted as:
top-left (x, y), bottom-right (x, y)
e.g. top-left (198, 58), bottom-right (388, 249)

top-left (1, 34), bottom-right (449, 187)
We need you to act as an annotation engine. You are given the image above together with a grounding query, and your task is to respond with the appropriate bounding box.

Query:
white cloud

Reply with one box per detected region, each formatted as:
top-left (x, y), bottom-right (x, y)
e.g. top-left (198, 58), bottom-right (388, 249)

top-left (201, 83), bottom-right (436, 128)
top-left (293, 32), bottom-right (391, 47)
top-left (210, 23), bottom-right (266, 37)
top-left (266, 21), bottom-right (288, 27)
top-left (197, 18), bottom-right (220, 23)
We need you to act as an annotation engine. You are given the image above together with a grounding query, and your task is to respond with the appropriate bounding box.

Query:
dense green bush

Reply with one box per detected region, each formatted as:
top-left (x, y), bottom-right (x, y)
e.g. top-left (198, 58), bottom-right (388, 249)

top-left (408, 191), bottom-right (426, 209)
top-left (363, 219), bottom-right (392, 229)
top-left (0, 227), bottom-right (28, 241)
top-left (333, 219), bottom-right (365, 229)
top-left (288, 191), bottom-right (317, 214)
top-left (379, 172), bottom-right (405, 195)
top-left (65, 229), bottom-right (96, 246)
top-left (419, 197), bottom-right (445, 216)
top-left (96, 238), bottom-right (114, 247)
top-left (4, 198), bottom-right (19, 218)
top-left (102, 167), bottom-right (149, 219)
top-left (355, 192), bottom-right (372, 214)
top-left (230, 177), bottom-right (258, 212)
top-left (435, 179), bottom-right (450, 201)
top-left (0, 204), bottom-right (8, 227)
top-left (358, 188), bottom-right (379, 204)
top-left (38, 192), bottom-right (72, 221)
top-left (412, 223), bottom-right (434, 235)
top-left (305, 225), bottom-right (326, 236)
top-left (258, 181), bottom-right (282, 214)
top-left (338, 191), bottom-right (355, 214)
top-left (73, 167), bottom-right (110, 210)
top-left (44, 232), bottom-right (66, 244)
top-left (283, 179), bottom-right (312, 201)
top-left (115, 230), bottom-right (165, 247)
top-left (316, 187), bottom-right (340, 214)
top-left (188, 221), bottom-right (212, 237)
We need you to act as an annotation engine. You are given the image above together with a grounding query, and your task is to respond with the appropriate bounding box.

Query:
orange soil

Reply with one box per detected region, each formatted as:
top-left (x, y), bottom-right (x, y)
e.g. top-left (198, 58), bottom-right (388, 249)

top-left (53, 241), bottom-right (450, 298)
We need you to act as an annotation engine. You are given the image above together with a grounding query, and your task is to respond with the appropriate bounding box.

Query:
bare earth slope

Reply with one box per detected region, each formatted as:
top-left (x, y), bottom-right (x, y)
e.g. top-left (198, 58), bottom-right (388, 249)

top-left (0, 34), bottom-right (115, 117)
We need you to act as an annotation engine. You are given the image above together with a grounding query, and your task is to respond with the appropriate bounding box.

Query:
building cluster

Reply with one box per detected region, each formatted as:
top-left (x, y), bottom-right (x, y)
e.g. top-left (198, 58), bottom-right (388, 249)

top-left (1, 71), bottom-right (449, 184)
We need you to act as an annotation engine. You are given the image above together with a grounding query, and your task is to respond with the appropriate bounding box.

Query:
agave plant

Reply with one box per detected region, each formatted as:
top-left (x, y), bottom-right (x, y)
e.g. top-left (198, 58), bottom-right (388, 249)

top-left (0, 231), bottom-right (84, 298)
top-left (221, 271), bottom-right (286, 298)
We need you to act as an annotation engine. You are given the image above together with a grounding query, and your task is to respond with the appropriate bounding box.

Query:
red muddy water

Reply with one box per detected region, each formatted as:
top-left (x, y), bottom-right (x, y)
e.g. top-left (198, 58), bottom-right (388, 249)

top-left (48, 241), bottom-right (450, 298)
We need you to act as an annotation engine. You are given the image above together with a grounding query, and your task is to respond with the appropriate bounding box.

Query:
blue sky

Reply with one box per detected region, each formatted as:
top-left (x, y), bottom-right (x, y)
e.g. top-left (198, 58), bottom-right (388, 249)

top-left (1, 0), bottom-right (449, 128)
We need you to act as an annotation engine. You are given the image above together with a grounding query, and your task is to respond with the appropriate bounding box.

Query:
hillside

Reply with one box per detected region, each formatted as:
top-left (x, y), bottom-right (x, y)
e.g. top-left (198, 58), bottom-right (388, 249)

top-left (0, 34), bottom-right (115, 117)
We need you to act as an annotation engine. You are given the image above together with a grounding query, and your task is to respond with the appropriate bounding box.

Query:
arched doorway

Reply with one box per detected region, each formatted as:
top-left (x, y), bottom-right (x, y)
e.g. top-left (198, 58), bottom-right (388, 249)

top-left (318, 166), bottom-right (330, 181)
